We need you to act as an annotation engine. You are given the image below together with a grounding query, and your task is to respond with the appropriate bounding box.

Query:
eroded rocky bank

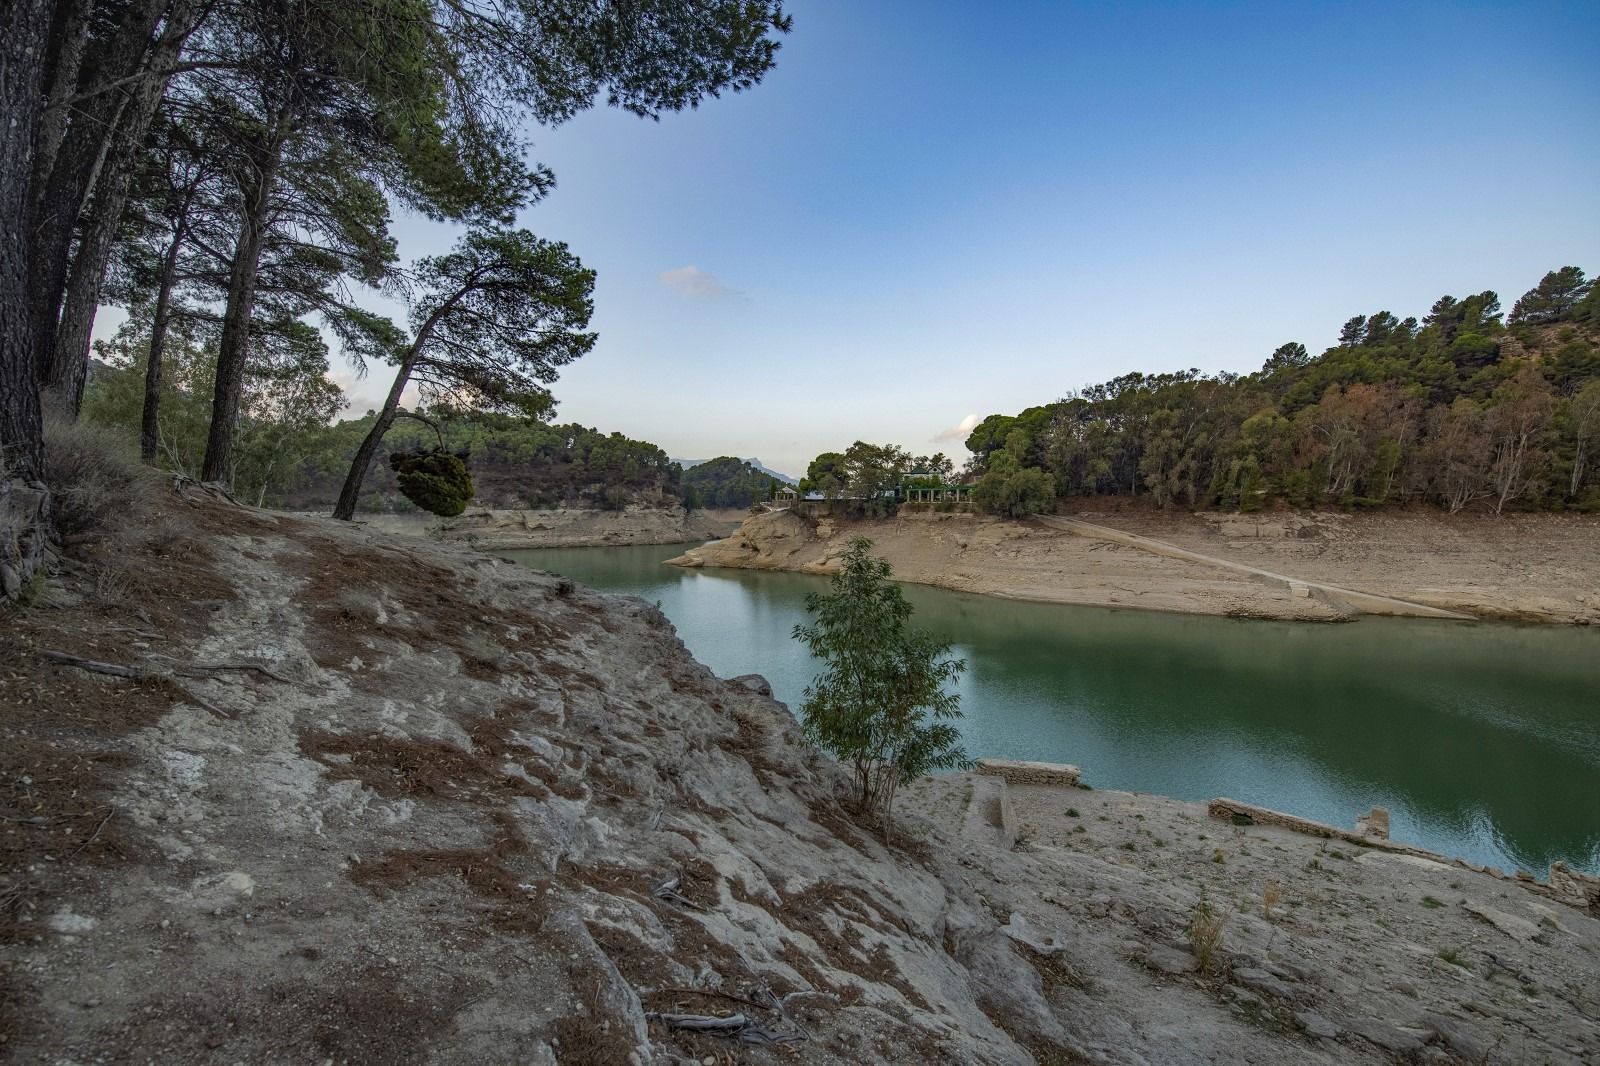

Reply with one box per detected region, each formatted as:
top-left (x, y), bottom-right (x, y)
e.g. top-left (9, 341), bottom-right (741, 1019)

top-left (337, 504), bottom-right (744, 550)
top-left (3, 490), bottom-right (1598, 1064)
top-left (668, 507), bottom-right (1600, 624)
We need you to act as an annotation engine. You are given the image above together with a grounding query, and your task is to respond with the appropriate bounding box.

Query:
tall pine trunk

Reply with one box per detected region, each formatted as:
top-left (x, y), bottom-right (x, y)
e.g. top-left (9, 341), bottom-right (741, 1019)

top-left (29, 0), bottom-right (169, 405)
top-left (44, 0), bottom-right (198, 415)
top-left (2, 0), bottom-right (52, 487)
top-left (332, 289), bottom-right (469, 520)
top-left (1, 0), bottom-right (54, 602)
top-left (199, 120), bottom-right (289, 485)
top-left (333, 349), bottom-right (428, 520)
top-left (141, 222), bottom-right (186, 462)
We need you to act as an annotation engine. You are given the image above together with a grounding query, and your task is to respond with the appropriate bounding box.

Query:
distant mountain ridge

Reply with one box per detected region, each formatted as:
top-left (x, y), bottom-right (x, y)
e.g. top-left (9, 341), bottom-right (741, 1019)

top-left (675, 456), bottom-right (798, 485)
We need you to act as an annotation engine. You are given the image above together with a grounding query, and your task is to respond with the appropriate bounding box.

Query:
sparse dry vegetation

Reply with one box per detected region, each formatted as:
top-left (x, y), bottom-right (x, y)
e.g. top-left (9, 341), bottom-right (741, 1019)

top-left (41, 416), bottom-right (157, 544)
top-left (1262, 880), bottom-right (1282, 920)
top-left (1188, 892), bottom-right (1228, 974)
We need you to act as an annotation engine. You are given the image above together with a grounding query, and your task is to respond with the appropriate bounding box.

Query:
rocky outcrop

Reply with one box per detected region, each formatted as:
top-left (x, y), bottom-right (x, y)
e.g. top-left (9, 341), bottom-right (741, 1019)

top-left (7, 495), bottom-right (1598, 1064)
top-left (0, 500), bottom-right (1059, 1063)
top-left (923, 773), bottom-right (1600, 1066)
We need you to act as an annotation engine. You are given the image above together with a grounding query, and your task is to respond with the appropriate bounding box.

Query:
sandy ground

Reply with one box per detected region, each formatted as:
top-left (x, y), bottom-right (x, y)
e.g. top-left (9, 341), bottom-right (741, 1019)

top-left (670, 506), bottom-right (1600, 624)
top-left (1095, 506), bottom-right (1600, 624)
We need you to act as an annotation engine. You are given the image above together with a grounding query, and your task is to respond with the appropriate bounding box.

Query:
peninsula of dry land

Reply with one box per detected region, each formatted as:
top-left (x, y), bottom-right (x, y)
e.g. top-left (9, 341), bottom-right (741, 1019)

top-left (670, 505), bottom-right (1600, 624)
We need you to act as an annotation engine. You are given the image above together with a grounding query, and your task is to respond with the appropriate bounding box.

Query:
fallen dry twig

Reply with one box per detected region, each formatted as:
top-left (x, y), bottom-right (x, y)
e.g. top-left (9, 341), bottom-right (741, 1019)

top-left (40, 649), bottom-right (294, 685)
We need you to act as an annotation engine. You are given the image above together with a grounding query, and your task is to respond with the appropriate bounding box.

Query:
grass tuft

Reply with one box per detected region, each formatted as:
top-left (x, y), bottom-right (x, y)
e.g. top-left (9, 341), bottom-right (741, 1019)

top-left (1262, 880), bottom-right (1282, 920)
top-left (1188, 891), bottom-right (1228, 974)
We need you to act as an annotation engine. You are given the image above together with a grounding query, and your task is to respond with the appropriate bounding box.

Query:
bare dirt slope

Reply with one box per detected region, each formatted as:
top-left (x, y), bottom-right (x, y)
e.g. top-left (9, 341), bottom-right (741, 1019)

top-left (671, 507), bottom-right (1600, 624)
top-left (4, 490), bottom-right (1597, 1065)
top-left (670, 511), bottom-right (1347, 621)
top-left (1096, 507), bottom-right (1600, 624)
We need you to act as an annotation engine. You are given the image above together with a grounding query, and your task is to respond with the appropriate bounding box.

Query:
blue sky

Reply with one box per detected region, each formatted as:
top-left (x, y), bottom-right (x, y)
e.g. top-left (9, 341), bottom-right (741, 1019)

top-left (345, 0), bottom-right (1599, 478)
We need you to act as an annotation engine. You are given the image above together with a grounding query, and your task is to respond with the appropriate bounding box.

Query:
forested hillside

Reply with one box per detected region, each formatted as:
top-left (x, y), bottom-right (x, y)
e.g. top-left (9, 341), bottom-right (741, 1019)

top-left (285, 413), bottom-right (680, 513)
top-left (81, 326), bottom-right (681, 513)
top-left (966, 267), bottom-right (1600, 514)
top-left (680, 456), bottom-right (780, 509)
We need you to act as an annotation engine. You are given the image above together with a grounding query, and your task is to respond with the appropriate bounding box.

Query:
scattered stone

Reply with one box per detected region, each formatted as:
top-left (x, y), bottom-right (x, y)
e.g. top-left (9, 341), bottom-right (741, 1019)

top-left (1000, 912), bottom-right (1067, 956)
top-left (1259, 960), bottom-right (1306, 983)
top-left (47, 910), bottom-right (97, 935)
top-left (1140, 945), bottom-right (1197, 975)
top-left (1418, 1013), bottom-right (1488, 1061)
top-left (1347, 1017), bottom-right (1426, 1054)
top-left (1295, 1011), bottom-right (1339, 1040)
top-left (187, 871), bottom-right (255, 913)
top-left (1232, 967), bottom-right (1296, 1001)
top-left (728, 673), bottom-right (772, 697)
top-left (1462, 901), bottom-right (1540, 942)
top-left (1226, 986), bottom-right (1263, 1010)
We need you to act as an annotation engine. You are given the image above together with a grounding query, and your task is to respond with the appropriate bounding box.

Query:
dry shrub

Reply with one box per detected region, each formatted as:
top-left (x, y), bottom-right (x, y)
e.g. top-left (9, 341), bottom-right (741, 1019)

top-left (91, 560), bottom-right (134, 604)
top-left (43, 415), bottom-right (157, 541)
top-left (1262, 880), bottom-right (1283, 920)
top-left (1188, 892), bottom-right (1228, 974)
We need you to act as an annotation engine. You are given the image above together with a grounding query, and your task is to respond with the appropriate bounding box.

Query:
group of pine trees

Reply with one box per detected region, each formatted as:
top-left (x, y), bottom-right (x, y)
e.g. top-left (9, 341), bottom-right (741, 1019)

top-left (297, 412), bottom-right (683, 514)
top-left (1, 0), bottom-right (791, 600)
top-left (679, 457), bottom-right (781, 511)
top-left (965, 267), bottom-right (1600, 515)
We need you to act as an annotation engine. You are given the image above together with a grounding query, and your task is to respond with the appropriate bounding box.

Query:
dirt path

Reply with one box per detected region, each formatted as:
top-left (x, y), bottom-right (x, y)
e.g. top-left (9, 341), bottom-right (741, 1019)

top-left (1037, 516), bottom-right (1473, 620)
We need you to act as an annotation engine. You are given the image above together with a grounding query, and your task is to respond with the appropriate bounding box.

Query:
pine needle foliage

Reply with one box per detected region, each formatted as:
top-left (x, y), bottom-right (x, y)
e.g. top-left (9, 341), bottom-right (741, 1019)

top-left (389, 449), bottom-right (474, 516)
top-left (793, 538), bottom-right (969, 832)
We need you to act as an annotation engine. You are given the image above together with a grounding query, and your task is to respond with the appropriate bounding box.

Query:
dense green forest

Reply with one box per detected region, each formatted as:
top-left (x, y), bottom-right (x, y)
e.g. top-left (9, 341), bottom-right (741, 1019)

top-left (680, 457), bottom-right (780, 510)
top-left (784, 267), bottom-right (1599, 520)
top-left (83, 320), bottom-right (680, 512)
top-left (962, 267), bottom-right (1600, 515)
top-left (299, 413), bottom-right (682, 513)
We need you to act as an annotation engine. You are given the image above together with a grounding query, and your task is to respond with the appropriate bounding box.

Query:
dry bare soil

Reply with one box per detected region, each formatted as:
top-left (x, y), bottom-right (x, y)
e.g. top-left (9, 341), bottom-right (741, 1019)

top-left (2, 489), bottom-right (1597, 1064)
top-left (673, 505), bottom-right (1600, 624)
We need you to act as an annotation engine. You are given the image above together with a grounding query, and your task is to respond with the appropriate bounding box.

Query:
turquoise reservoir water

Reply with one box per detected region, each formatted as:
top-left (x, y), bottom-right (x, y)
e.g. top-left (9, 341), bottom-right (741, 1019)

top-left (504, 544), bottom-right (1600, 875)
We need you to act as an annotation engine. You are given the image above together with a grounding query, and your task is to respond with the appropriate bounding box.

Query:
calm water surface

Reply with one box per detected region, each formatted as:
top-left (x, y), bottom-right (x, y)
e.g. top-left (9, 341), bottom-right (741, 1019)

top-left (505, 543), bottom-right (1600, 875)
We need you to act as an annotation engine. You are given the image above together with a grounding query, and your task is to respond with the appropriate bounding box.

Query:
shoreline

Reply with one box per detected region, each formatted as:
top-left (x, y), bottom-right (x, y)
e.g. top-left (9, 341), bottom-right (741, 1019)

top-left (959, 759), bottom-right (1600, 887)
top-left (666, 507), bottom-right (1600, 625)
top-left (295, 504), bottom-right (745, 550)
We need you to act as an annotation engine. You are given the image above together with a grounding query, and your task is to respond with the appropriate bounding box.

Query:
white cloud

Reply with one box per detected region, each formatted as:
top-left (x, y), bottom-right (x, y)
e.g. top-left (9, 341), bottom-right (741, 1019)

top-left (933, 412), bottom-right (980, 444)
top-left (658, 265), bottom-right (732, 299)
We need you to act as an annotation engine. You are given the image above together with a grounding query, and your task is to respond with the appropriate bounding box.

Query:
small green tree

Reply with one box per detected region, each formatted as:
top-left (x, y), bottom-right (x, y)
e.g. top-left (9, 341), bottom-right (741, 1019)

top-left (793, 538), bottom-right (968, 833)
top-left (389, 450), bottom-right (474, 517)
